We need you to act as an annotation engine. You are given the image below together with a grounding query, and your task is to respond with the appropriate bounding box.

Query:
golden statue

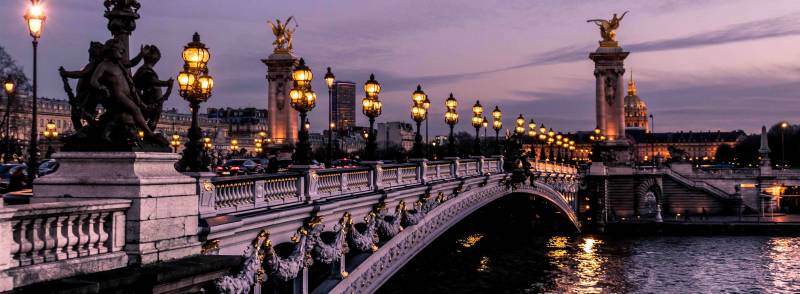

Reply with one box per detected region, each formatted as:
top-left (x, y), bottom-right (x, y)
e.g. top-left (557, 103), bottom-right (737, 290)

top-left (587, 11), bottom-right (628, 47)
top-left (268, 16), bottom-right (297, 53)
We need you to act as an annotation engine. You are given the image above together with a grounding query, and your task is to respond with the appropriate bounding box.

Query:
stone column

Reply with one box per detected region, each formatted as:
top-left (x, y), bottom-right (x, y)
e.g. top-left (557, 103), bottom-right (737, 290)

top-left (590, 47), bottom-right (628, 141)
top-left (262, 52), bottom-right (299, 148)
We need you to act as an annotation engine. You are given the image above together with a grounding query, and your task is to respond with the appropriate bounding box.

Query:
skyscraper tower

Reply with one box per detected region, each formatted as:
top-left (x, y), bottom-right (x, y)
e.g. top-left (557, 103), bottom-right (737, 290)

top-left (332, 81), bottom-right (356, 132)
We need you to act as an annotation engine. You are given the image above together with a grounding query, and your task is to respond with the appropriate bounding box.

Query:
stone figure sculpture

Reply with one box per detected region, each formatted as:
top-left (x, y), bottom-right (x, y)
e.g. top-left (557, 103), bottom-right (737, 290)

top-left (605, 75), bottom-right (617, 105)
top-left (60, 38), bottom-right (169, 150)
top-left (133, 44), bottom-right (173, 131)
top-left (587, 11), bottom-right (628, 45)
top-left (268, 16), bottom-right (297, 53)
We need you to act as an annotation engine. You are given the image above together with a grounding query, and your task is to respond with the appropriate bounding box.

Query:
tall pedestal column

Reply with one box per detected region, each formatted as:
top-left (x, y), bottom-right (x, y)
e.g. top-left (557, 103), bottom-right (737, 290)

top-left (263, 52), bottom-right (299, 149)
top-left (590, 46), bottom-right (632, 165)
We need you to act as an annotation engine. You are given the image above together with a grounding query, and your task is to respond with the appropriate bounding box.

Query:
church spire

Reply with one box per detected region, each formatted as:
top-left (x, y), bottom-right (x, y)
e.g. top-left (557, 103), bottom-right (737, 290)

top-left (627, 70), bottom-right (637, 96)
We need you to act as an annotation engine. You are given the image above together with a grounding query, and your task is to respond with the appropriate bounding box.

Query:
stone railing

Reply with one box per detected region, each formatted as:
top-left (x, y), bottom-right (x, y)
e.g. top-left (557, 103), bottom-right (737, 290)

top-left (310, 167), bottom-right (373, 200)
top-left (0, 199), bottom-right (130, 289)
top-left (197, 156), bottom-right (586, 218)
top-left (425, 161), bottom-right (455, 181)
top-left (200, 172), bottom-right (304, 217)
top-left (380, 163), bottom-right (421, 189)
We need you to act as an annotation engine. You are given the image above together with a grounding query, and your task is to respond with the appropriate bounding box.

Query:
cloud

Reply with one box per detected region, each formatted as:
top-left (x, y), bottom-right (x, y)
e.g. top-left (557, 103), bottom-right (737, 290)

top-left (525, 12), bottom-right (800, 66)
top-left (404, 12), bottom-right (800, 86)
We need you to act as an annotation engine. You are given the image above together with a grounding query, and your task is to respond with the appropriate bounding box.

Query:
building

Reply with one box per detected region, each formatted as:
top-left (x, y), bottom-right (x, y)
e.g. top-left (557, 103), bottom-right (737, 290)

top-left (207, 107), bottom-right (268, 152)
top-left (627, 129), bottom-right (746, 162)
top-left (624, 74), bottom-right (649, 132)
top-left (332, 81), bottom-right (356, 132)
top-left (376, 122), bottom-right (415, 152)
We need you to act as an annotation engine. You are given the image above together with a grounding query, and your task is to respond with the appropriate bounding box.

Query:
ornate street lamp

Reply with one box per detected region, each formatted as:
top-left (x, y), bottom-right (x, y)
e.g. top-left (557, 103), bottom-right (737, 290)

top-left (202, 136), bottom-right (213, 151)
top-left (444, 93), bottom-right (458, 157)
top-left (515, 114), bottom-right (525, 137)
top-left (289, 58), bottom-right (316, 165)
top-left (230, 138), bottom-right (239, 153)
top-left (24, 0), bottom-right (46, 184)
top-left (170, 133), bottom-right (181, 153)
top-left (176, 33), bottom-right (214, 172)
top-left (255, 130), bottom-right (267, 157)
top-left (410, 85), bottom-right (427, 158)
top-left (361, 74), bottom-right (382, 161)
top-left (491, 106), bottom-right (502, 155)
top-left (42, 120), bottom-right (58, 159)
top-left (471, 100), bottom-right (483, 156)
top-left (527, 119), bottom-right (537, 160)
top-left (3, 79), bottom-right (14, 163)
top-left (325, 67), bottom-right (335, 168)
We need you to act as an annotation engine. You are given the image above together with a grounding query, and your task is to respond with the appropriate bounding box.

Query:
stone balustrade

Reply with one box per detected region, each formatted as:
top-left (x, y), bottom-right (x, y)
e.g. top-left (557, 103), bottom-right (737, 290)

top-left (0, 199), bottom-right (130, 290)
top-left (197, 157), bottom-right (579, 218)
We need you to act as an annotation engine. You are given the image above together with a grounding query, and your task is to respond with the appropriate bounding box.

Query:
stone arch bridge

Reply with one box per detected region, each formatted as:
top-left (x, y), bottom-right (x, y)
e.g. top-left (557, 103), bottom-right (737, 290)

top-left (201, 157), bottom-right (580, 293)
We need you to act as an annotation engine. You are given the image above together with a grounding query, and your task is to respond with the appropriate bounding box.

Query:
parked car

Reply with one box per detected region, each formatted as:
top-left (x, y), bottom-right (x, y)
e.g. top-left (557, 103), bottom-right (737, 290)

top-left (38, 159), bottom-right (59, 176)
top-left (250, 158), bottom-right (269, 173)
top-left (332, 159), bottom-right (359, 168)
top-left (0, 164), bottom-right (27, 192)
top-left (216, 159), bottom-right (260, 176)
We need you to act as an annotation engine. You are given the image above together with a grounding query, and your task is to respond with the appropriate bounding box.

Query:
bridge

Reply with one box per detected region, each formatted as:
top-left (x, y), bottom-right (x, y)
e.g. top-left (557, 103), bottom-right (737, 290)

top-left (0, 156), bottom-right (581, 293)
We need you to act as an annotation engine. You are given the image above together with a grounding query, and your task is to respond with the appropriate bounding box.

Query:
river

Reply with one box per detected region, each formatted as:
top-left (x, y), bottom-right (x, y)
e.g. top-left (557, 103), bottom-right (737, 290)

top-left (377, 195), bottom-right (800, 293)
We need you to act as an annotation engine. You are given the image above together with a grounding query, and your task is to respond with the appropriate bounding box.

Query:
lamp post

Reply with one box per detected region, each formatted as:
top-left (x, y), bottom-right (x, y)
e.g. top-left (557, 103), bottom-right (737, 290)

top-left (42, 120), bottom-right (57, 159)
top-left (411, 85), bottom-right (427, 159)
top-left (781, 121), bottom-right (788, 169)
top-left (325, 67), bottom-right (335, 168)
top-left (176, 33), bottom-right (214, 172)
top-left (256, 130), bottom-right (267, 157)
top-left (3, 79), bottom-right (15, 163)
top-left (362, 74), bottom-right (382, 161)
top-left (491, 106), bottom-right (502, 156)
top-left (170, 133), bottom-right (181, 153)
top-left (444, 93), bottom-right (458, 157)
top-left (229, 138), bottom-right (239, 158)
top-left (471, 100), bottom-right (483, 156)
top-left (514, 114), bottom-right (525, 142)
top-left (289, 58), bottom-right (316, 165)
top-left (24, 0), bottom-right (45, 184)
top-left (528, 119), bottom-right (537, 160)
top-left (538, 124), bottom-right (546, 161)
top-left (423, 96), bottom-right (430, 158)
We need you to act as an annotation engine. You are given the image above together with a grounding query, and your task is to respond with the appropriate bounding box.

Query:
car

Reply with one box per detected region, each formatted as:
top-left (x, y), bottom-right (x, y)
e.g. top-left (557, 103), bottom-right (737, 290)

top-left (249, 158), bottom-right (269, 173)
top-left (0, 164), bottom-right (27, 191)
top-left (38, 159), bottom-right (59, 176)
top-left (216, 159), bottom-right (259, 176)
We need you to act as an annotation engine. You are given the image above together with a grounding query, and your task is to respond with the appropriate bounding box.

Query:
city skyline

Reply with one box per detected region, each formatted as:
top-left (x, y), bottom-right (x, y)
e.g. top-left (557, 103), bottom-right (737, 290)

top-left (1, 0), bottom-right (799, 135)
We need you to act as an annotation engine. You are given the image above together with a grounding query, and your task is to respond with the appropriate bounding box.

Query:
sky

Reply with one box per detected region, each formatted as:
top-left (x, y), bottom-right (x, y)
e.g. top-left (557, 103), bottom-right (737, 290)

top-left (1, 0), bottom-right (800, 136)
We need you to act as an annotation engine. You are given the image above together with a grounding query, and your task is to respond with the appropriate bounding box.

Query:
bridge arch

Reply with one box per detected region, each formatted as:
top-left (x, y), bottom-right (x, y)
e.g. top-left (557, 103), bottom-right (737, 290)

top-left (328, 181), bottom-right (579, 293)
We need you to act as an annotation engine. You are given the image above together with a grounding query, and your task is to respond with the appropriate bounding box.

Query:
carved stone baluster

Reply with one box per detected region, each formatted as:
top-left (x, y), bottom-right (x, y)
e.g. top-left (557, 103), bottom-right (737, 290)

top-left (18, 219), bottom-right (32, 266)
top-left (65, 215), bottom-right (79, 258)
top-left (10, 220), bottom-right (22, 266)
top-left (53, 216), bottom-right (67, 260)
top-left (97, 212), bottom-right (110, 254)
top-left (89, 213), bottom-right (102, 255)
top-left (77, 214), bottom-right (90, 256)
top-left (42, 216), bottom-right (57, 262)
top-left (30, 218), bottom-right (45, 264)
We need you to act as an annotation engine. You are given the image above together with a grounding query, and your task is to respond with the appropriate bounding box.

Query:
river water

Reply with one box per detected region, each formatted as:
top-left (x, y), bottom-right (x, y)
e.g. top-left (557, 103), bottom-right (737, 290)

top-left (377, 195), bottom-right (800, 294)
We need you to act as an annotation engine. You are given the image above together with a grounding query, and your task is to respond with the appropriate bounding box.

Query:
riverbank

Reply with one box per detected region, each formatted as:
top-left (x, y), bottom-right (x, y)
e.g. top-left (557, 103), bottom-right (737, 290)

top-left (605, 215), bottom-right (800, 236)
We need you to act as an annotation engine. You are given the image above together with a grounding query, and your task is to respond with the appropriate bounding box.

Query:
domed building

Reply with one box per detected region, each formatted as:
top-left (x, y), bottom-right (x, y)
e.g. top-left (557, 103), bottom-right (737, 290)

top-left (624, 73), bottom-right (650, 132)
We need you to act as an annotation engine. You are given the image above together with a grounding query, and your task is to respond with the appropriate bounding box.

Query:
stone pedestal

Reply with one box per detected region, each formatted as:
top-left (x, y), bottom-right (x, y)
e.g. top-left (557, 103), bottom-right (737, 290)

top-left (594, 139), bottom-right (633, 166)
top-left (590, 46), bottom-right (629, 142)
top-left (263, 52), bottom-right (299, 147)
top-left (33, 152), bottom-right (201, 265)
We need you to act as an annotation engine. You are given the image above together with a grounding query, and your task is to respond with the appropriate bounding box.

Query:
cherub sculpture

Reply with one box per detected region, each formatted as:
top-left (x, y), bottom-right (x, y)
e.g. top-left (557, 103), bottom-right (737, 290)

top-left (87, 38), bottom-right (166, 145)
top-left (133, 44), bottom-right (173, 131)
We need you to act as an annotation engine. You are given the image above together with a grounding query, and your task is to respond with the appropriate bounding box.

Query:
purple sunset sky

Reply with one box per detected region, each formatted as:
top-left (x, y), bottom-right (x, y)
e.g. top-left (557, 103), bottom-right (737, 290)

top-left (1, 0), bottom-right (799, 135)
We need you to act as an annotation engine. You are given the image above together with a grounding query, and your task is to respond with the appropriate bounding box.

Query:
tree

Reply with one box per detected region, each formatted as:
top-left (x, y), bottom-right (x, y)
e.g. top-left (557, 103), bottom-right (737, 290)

top-left (713, 144), bottom-right (735, 164)
top-left (0, 45), bottom-right (31, 162)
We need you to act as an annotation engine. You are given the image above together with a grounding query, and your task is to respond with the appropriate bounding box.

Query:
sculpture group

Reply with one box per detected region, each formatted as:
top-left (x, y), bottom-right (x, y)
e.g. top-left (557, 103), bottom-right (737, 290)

top-left (59, 26), bottom-right (172, 149)
top-left (587, 11), bottom-right (628, 46)
top-left (268, 16), bottom-right (297, 53)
